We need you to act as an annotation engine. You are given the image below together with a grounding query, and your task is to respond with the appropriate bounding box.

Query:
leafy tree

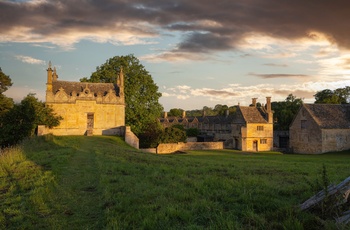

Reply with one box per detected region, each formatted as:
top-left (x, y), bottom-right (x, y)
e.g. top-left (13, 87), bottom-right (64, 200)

top-left (0, 68), bottom-right (14, 116)
top-left (314, 87), bottom-right (350, 104)
top-left (0, 67), bottom-right (12, 94)
top-left (186, 128), bottom-right (199, 137)
top-left (138, 121), bottom-right (163, 148)
top-left (81, 54), bottom-right (163, 135)
top-left (0, 94), bottom-right (62, 147)
top-left (186, 109), bottom-right (203, 117)
top-left (214, 104), bottom-right (229, 116)
top-left (159, 127), bottom-right (186, 144)
top-left (168, 108), bottom-right (183, 117)
top-left (272, 94), bottom-right (303, 130)
top-left (172, 124), bottom-right (185, 130)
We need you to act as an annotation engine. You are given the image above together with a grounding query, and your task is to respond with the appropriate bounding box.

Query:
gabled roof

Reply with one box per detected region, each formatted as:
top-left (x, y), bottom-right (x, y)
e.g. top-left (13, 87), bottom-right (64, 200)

top-left (237, 106), bottom-right (268, 123)
top-left (304, 104), bottom-right (350, 129)
top-left (52, 81), bottom-right (119, 96)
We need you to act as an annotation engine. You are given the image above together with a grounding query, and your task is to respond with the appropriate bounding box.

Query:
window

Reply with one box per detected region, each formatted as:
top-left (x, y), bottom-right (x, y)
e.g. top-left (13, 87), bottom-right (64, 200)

top-left (260, 139), bottom-right (267, 144)
top-left (301, 120), bottom-right (307, 129)
top-left (257, 126), bottom-right (264, 131)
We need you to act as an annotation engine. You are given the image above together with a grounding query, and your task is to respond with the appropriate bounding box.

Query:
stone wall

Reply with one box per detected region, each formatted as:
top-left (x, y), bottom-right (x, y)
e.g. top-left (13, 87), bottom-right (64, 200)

top-left (289, 106), bottom-right (322, 154)
top-left (124, 126), bottom-right (139, 149)
top-left (155, 141), bottom-right (224, 154)
top-left (321, 129), bottom-right (350, 153)
top-left (46, 100), bottom-right (125, 136)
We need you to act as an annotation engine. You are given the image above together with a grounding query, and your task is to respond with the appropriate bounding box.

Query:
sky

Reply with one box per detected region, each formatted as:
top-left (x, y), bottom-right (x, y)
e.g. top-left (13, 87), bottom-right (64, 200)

top-left (1, 0), bottom-right (350, 111)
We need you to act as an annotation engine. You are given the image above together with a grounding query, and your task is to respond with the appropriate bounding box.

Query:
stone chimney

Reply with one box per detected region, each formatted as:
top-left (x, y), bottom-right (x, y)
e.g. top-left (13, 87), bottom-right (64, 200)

top-left (225, 109), bottom-right (229, 117)
top-left (252, 98), bottom-right (257, 107)
top-left (182, 110), bottom-right (186, 118)
top-left (266, 97), bottom-right (273, 123)
top-left (164, 111), bottom-right (168, 118)
top-left (266, 97), bottom-right (271, 112)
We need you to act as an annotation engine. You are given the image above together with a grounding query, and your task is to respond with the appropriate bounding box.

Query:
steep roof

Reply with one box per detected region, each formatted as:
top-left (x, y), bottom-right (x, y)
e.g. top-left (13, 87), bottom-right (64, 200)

top-left (304, 104), bottom-right (350, 129)
top-left (237, 106), bottom-right (268, 123)
top-left (52, 81), bottom-right (120, 96)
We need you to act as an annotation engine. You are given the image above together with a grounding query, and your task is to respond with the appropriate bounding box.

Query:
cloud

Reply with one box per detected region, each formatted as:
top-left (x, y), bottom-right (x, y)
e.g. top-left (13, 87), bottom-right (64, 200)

top-left (15, 55), bottom-right (45, 65)
top-left (249, 73), bottom-right (310, 79)
top-left (263, 63), bottom-right (288, 67)
top-left (2, 0), bottom-right (350, 54)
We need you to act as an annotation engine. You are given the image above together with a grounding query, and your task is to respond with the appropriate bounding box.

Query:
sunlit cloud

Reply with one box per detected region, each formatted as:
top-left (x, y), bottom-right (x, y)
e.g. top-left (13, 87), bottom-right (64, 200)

top-left (249, 73), bottom-right (311, 79)
top-left (15, 55), bottom-right (45, 65)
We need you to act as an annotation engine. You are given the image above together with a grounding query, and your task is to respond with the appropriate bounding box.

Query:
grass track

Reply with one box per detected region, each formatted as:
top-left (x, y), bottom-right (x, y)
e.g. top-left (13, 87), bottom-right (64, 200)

top-left (0, 135), bottom-right (349, 229)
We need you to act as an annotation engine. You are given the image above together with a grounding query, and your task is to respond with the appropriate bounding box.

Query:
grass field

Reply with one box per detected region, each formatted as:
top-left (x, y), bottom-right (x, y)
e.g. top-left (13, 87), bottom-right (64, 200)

top-left (0, 135), bottom-right (349, 229)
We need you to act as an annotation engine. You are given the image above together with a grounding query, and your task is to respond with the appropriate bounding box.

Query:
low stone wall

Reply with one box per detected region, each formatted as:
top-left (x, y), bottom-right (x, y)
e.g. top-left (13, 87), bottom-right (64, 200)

top-left (140, 148), bottom-right (157, 153)
top-left (124, 126), bottom-right (139, 149)
top-left (156, 141), bottom-right (224, 154)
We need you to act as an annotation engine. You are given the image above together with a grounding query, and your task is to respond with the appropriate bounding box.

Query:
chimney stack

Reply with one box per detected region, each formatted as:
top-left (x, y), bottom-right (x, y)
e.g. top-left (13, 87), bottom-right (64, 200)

top-left (252, 98), bottom-right (257, 107)
top-left (164, 111), bottom-right (168, 118)
top-left (182, 110), bottom-right (186, 118)
top-left (266, 97), bottom-right (271, 113)
top-left (266, 97), bottom-right (273, 123)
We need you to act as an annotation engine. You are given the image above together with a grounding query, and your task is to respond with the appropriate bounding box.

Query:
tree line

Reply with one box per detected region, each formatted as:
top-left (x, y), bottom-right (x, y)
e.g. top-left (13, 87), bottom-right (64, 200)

top-left (0, 68), bottom-right (62, 148)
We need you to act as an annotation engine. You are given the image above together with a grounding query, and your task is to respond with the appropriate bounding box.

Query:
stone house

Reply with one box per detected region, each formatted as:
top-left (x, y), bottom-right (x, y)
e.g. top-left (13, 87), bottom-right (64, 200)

top-left (289, 104), bottom-right (350, 154)
top-left (232, 97), bottom-right (274, 151)
top-left (39, 62), bottom-right (126, 136)
top-left (159, 97), bottom-right (274, 151)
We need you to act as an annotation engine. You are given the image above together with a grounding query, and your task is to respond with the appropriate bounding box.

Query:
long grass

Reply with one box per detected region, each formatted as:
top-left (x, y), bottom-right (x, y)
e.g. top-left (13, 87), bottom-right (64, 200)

top-left (1, 135), bottom-right (349, 229)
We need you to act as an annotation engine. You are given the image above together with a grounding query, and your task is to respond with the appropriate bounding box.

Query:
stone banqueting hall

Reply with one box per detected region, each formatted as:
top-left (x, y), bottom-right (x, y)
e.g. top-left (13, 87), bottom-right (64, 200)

top-left (38, 62), bottom-right (138, 148)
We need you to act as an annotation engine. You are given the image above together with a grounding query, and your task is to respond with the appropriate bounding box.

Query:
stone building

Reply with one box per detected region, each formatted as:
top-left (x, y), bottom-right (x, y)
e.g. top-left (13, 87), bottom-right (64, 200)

top-left (39, 62), bottom-right (126, 136)
top-left (289, 104), bottom-right (350, 154)
top-left (232, 97), bottom-right (274, 151)
top-left (159, 97), bottom-right (274, 151)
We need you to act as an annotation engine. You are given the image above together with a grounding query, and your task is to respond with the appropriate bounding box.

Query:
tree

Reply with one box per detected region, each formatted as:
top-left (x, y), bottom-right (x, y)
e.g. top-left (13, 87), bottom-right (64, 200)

top-left (159, 127), bottom-right (187, 144)
top-left (168, 108), bottom-right (183, 117)
top-left (272, 94), bottom-right (303, 130)
top-left (214, 104), bottom-right (229, 116)
top-left (81, 55), bottom-right (163, 135)
top-left (0, 94), bottom-right (62, 147)
top-left (186, 128), bottom-right (199, 137)
top-left (314, 87), bottom-right (350, 104)
top-left (0, 68), bottom-right (14, 116)
top-left (138, 121), bottom-right (163, 148)
top-left (0, 67), bottom-right (12, 94)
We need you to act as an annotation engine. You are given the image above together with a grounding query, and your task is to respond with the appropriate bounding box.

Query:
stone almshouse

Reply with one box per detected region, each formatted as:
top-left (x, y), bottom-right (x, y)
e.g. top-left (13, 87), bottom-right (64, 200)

top-left (159, 97), bottom-right (274, 151)
top-left (41, 62), bottom-right (125, 136)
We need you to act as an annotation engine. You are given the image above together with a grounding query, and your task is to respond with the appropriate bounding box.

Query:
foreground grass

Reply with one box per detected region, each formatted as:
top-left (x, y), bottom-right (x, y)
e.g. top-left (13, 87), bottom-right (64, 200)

top-left (1, 136), bottom-right (349, 229)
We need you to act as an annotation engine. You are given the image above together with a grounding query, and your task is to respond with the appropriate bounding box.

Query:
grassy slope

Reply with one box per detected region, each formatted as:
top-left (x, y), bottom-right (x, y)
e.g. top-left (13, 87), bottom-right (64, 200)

top-left (1, 135), bottom-right (349, 229)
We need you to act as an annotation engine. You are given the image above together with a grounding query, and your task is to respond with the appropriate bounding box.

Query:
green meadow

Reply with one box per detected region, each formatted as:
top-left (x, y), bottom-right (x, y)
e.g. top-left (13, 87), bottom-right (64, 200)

top-left (1, 135), bottom-right (349, 229)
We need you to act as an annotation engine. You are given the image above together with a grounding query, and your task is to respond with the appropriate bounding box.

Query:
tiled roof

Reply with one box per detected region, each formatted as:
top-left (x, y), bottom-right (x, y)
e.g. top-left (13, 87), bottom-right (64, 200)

top-left (238, 106), bottom-right (268, 123)
top-left (52, 81), bottom-right (120, 96)
top-left (304, 104), bottom-right (350, 129)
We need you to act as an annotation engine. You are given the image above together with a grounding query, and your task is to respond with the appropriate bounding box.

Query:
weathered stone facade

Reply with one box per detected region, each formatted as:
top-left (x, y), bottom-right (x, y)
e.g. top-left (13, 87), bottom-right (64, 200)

top-left (43, 62), bottom-right (125, 136)
top-left (159, 97), bottom-right (274, 152)
top-left (290, 104), bottom-right (350, 154)
top-left (232, 97), bottom-right (274, 151)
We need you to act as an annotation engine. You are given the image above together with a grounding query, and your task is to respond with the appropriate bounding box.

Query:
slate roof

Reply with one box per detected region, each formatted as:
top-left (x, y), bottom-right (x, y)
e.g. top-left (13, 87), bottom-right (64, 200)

top-left (238, 106), bottom-right (268, 123)
top-left (52, 81), bottom-right (120, 96)
top-left (304, 104), bottom-right (350, 129)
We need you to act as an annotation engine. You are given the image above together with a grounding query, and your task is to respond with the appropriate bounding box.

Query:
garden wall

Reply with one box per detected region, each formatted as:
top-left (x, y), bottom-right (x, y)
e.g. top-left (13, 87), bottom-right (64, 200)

top-left (155, 142), bottom-right (224, 154)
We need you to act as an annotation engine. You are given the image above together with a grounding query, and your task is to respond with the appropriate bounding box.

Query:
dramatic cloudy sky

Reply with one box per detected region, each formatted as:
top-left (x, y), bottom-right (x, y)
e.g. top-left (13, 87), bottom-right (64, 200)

top-left (1, 0), bottom-right (350, 110)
